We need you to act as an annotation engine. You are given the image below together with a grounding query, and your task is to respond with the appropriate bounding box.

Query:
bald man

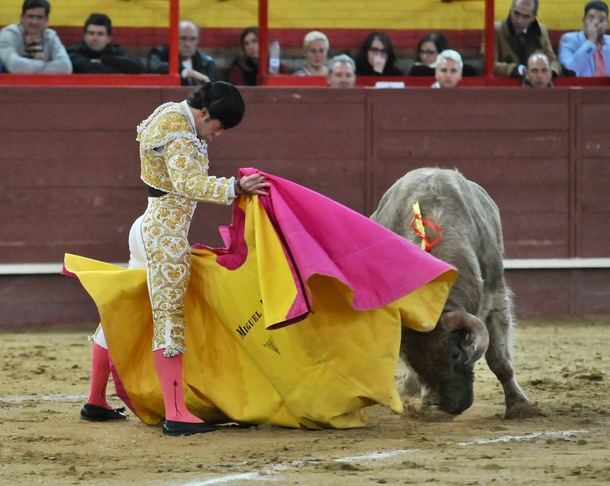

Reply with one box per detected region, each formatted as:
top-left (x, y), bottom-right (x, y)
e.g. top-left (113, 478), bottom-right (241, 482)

top-left (492, 0), bottom-right (561, 77)
top-left (523, 52), bottom-right (553, 87)
top-left (147, 20), bottom-right (216, 85)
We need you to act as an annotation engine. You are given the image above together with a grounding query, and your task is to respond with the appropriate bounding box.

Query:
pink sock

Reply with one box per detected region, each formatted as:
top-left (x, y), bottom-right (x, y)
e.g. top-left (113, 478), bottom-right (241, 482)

top-left (152, 350), bottom-right (202, 423)
top-left (87, 342), bottom-right (111, 409)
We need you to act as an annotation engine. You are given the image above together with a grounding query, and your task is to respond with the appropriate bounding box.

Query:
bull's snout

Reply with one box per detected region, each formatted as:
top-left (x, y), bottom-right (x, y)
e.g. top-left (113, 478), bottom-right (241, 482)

top-left (440, 389), bottom-right (474, 415)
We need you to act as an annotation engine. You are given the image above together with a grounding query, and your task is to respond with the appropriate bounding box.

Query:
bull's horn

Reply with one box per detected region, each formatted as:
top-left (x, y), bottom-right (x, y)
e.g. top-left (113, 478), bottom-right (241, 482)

top-left (441, 311), bottom-right (490, 364)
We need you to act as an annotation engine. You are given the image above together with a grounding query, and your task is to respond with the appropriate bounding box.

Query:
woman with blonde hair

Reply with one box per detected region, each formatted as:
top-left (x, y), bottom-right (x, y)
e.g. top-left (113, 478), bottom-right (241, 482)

top-left (293, 30), bottom-right (329, 76)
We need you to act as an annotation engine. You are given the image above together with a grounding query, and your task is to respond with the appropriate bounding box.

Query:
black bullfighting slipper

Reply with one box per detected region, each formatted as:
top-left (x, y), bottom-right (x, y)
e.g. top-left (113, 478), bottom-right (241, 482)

top-left (80, 404), bottom-right (127, 421)
top-left (162, 420), bottom-right (216, 436)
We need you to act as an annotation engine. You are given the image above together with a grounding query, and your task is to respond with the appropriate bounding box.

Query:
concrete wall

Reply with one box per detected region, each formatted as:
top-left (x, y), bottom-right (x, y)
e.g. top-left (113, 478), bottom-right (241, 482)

top-left (1, 86), bottom-right (609, 327)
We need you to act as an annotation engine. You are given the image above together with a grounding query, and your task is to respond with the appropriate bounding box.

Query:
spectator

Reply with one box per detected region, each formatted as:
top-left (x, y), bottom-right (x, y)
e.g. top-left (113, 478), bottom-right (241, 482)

top-left (559, 1), bottom-right (610, 77)
top-left (431, 49), bottom-right (463, 88)
top-left (228, 27), bottom-right (259, 85)
top-left (228, 27), bottom-right (290, 85)
top-left (410, 32), bottom-right (478, 77)
top-left (68, 13), bottom-right (142, 74)
top-left (293, 31), bottom-right (329, 76)
top-left (523, 51), bottom-right (553, 87)
top-left (490, 0), bottom-right (561, 77)
top-left (355, 32), bottom-right (403, 76)
top-left (409, 32), bottom-right (450, 76)
top-left (148, 20), bottom-right (216, 85)
top-left (327, 54), bottom-right (356, 88)
top-left (0, 0), bottom-right (71, 73)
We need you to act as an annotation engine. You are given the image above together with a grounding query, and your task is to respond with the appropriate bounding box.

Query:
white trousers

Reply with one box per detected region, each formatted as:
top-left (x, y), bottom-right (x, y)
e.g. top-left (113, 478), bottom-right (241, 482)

top-left (93, 200), bottom-right (151, 348)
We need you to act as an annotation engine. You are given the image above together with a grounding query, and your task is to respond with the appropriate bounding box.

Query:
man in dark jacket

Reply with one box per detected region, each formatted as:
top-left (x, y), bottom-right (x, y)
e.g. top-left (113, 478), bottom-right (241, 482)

top-left (69, 13), bottom-right (142, 74)
top-left (147, 20), bottom-right (216, 85)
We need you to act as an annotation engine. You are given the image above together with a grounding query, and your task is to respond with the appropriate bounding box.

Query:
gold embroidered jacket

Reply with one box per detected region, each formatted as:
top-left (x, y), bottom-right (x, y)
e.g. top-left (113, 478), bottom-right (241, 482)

top-left (136, 101), bottom-right (234, 205)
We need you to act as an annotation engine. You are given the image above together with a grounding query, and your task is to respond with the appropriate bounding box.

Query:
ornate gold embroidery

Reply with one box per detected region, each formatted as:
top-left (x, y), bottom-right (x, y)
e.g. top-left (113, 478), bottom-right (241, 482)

top-left (137, 102), bottom-right (234, 205)
top-left (136, 101), bottom-right (238, 355)
top-left (165, 139), bottom-right (232, 204)
top-left (141, 193), bottom-right (196, 356)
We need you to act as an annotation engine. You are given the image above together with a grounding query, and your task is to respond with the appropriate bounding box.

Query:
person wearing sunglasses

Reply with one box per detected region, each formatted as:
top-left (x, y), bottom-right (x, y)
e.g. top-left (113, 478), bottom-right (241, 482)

top-left (409, 32), bottom-right (449, 76)
top-left (355, 31), bottom-right (403, 76)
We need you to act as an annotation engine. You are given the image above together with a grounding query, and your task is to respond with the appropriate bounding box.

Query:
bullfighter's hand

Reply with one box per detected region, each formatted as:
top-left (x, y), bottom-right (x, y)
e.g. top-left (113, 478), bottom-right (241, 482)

top-left (238, 173), bottom-right (270, 196)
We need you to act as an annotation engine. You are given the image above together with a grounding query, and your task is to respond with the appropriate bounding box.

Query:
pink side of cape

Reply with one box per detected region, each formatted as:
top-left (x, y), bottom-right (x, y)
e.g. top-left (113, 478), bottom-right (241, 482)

top-left (236, 168), bottom-right (454, 321)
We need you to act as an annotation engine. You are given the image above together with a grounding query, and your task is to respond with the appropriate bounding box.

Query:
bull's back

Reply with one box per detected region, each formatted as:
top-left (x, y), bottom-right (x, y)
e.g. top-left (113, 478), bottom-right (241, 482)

top-left (372, 168), bottom-right (500, 243)
top-left (371, 168), bottom-right (506, 311)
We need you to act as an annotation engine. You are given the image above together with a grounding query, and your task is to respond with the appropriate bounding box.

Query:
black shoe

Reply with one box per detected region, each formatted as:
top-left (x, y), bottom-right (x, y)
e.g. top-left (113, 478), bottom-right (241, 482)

top-left (162, 420), bottom-right (216, 436)
top-left (80, 404), bottom-right (127, 422)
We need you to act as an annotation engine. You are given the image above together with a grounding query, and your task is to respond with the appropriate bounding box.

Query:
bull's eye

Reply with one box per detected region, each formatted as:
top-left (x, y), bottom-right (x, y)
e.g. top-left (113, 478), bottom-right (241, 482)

top-left (450, 350), bottom-right (461, 362)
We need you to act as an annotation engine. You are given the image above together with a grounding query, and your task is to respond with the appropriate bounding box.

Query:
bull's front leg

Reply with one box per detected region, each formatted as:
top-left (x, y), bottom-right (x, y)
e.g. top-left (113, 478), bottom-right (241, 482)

top-left (485, 307), bottom-right (539, 419)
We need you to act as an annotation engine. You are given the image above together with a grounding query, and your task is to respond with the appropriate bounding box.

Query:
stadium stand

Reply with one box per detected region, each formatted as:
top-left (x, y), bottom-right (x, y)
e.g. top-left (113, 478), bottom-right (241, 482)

top-left (1, 0), bottom-right (609, 86)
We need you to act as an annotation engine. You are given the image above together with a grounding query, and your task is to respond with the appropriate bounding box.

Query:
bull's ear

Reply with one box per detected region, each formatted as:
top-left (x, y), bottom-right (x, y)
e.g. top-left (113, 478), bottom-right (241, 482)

top-left (440, 312), bottom-right (489, 364)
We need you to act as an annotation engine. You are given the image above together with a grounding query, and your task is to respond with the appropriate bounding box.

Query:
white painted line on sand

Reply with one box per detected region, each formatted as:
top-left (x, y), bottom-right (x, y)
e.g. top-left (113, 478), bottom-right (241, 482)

top-left (177, 428), bottom-right (594, 485)
top-left (335, 449), bottom-right (416, 462)
top-left (179, 450), bottom-right (417, 485)
top-left (181, 472), bottom-right (275, 485)
top-left (458, 429), bottom-right (589, 446)
top-left (181, 463), bottom-right (290, 485)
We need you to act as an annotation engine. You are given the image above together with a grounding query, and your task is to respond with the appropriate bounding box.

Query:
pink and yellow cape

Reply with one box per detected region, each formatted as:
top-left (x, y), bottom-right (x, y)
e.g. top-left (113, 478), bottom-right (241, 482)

top-left (64, 169), bottom-right (456, 429)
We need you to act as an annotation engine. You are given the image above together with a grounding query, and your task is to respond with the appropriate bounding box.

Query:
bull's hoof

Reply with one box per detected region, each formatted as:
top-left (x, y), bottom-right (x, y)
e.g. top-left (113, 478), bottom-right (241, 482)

top-left (504, 401), bottom-right (545, 420)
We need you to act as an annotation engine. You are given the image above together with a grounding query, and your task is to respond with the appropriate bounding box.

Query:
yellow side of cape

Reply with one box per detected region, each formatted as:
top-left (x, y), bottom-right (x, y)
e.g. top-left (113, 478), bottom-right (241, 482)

top-left (65, 196), bottom-right (454, 429)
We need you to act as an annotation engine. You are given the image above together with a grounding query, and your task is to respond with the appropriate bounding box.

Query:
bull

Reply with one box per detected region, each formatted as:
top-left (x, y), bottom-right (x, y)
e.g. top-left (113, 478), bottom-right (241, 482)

top-left (371, 168), bottom-right (537, 419)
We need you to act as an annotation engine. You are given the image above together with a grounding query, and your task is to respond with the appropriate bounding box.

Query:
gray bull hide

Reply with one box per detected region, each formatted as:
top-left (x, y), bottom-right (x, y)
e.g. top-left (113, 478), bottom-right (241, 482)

top-left (371, 168), bottom-right (536, 419)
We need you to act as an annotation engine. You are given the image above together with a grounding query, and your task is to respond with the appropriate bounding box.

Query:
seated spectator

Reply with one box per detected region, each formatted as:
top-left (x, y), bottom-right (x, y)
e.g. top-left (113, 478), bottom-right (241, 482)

top-left (228, 27), bottom-right (258, 85)
top-left (327, 54), bottom-right (356, 88)
top-left (355, 32), bottom-right (403, 76)
top-left (0, 0), bottom-right (71, 73)
top-left (293, 31), bottom-right (329, 76)
top-left (490, 0), bottom-right (561, 77)
top-left (68, 13), bottom-right (142, 74)
top-left (410, 32), bottom-right (478, 77)
top-left (228, 27), bottom-right (290, 85)
top-left (148, 20), bottom-right (216, 85)
top-left (409, 32), bottom-right (449, 76)
top-left (431, 49), bottom-right (463, 88)
top-left (559, 1), bottom-right (610, 77)
top-left (523, 51), bottom-right (553, 87)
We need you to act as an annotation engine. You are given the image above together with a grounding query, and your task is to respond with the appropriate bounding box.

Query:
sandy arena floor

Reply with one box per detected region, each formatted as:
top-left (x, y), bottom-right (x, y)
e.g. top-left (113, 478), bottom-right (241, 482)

top-left (1, 317), bottom-right (609, 485)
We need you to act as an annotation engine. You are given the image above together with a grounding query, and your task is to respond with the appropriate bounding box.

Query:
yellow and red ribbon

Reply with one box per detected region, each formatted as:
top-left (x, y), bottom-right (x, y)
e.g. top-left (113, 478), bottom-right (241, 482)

top-left (410, 201), bottom-right (442, 252)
